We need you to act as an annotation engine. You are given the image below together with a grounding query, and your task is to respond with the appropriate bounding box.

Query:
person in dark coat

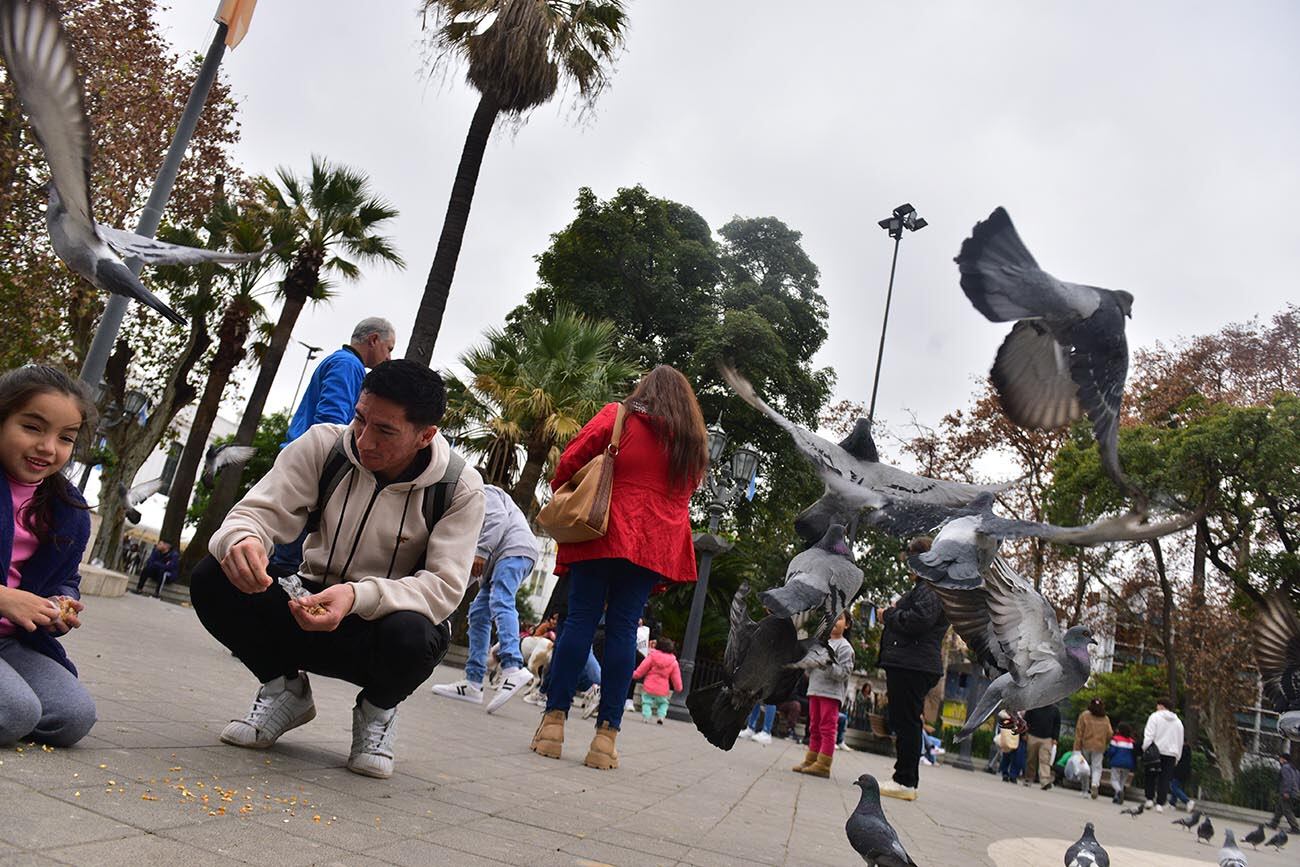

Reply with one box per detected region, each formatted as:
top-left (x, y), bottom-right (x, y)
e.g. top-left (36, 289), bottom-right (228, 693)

top-left (1023, 704), bottom-right (1062, 790)
top-left (133, 539), bottom-right (179, 597)
top-left (1269, 752), bottom-right (1300, 832)
top-left (530, 366), bottom-right (708, 772)
top-left (877, 536), bottom-right (949, 800)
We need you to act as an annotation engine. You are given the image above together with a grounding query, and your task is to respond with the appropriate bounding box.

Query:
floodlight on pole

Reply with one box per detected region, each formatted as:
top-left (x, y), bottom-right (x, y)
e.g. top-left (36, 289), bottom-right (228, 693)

top-left (866, 202), bottom-right (927, 427)
top-left (288, 341), bottom-right (324, 418)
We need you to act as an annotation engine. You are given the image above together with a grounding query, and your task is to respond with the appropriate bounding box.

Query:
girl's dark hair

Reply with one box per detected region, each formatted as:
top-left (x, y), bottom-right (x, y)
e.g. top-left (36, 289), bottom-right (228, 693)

top-left (1089, 697), bottom-right (1105, 715)
top-left (839, 609), bottom-right (854, 632)
top-left (655, 636), bottom-right (676, 655)
top-left (0, 365), bottom-right (96, 543)
top-left (623, 365), bottom-right (708, 489)
top-left (1117, 722), bottom-right (1132, 737)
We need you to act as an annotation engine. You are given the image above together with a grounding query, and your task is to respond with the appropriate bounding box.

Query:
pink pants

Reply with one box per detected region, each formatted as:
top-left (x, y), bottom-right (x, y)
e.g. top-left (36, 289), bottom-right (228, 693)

top-left (808, 696), bottom-right (841, 755)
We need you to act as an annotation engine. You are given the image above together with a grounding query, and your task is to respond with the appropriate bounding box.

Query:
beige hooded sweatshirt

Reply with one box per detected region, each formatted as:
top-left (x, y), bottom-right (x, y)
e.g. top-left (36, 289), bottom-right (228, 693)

top-left (209, 423), bottom-right (485, 624)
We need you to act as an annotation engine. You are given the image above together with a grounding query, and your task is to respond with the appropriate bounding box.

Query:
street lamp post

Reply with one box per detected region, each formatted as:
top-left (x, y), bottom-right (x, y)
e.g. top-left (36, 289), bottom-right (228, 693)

top-left (76, 387), bottom-right (152, 492)
top-left (867, 203), bottom-right (927, 426)
top-left (667, 420), bottom-right (759, 721)
top-left (287, 341), bottom-right (324, 417)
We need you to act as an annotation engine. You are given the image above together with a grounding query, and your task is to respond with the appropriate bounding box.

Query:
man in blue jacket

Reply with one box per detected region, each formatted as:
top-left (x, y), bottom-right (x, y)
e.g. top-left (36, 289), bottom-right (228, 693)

top-left (268, 317), bottom-right (396, 577)
top-left (133, 539), bottom-right (179, 598)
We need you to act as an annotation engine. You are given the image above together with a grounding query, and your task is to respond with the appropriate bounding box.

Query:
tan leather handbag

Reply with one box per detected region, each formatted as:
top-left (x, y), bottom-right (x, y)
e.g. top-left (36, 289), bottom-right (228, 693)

top-left (537, 404), bottom-right (627, 543)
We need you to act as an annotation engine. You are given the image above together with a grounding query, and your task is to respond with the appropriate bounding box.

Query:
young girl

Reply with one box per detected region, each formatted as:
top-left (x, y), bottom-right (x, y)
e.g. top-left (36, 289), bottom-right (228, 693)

top-left (793, 610), bottom-right (854, 779)
top-left (632, 636), bottom-right (681, 724)
top-left (1105, 721), bottom-right (1137, 804)
top-left (0, 365), bottom-right (98, 746)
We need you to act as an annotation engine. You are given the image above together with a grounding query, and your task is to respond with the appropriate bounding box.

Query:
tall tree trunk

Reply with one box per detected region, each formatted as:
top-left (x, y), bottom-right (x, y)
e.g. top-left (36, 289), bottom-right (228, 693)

top-left (1070, 548), bottom-right (1087, 625)
top-left (180, 293), bottom-right (307, 577)
top-left (511, 435), bottom-right (550, 516)
top-left (1147, 538), bottom-right (1180, 704)
top-left (159, 300), bottom-right (253, 547)
top-left (404, 93), bottom-right (500, 366)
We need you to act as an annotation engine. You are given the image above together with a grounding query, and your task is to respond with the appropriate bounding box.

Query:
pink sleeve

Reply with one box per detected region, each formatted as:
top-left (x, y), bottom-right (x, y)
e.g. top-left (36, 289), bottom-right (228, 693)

top-left (670, 658), bottom-right (683, 693)
top-left (550, 404), bottom-right (617, 492)
top-left (632, 654), bottom-right (652, 682)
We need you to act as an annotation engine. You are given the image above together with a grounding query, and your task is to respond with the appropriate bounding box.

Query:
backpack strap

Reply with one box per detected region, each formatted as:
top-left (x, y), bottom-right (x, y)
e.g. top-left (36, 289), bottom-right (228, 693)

top-left (421, 449), bottom-right (466, 530)
top-left (305, 433), bottom-right (351, 535)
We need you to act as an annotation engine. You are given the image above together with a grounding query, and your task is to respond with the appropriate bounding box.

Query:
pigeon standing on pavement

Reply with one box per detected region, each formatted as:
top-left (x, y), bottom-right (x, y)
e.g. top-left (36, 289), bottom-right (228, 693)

top-left (760, 524), bottom-right (864, 624)
top-left (1063, 821), bottom-right (1109, 867)
top-left (1219, 829), bottom-right (1248, 867)
top-left (1198, 815), bottom-right (1216, 844)
top-left (955, 207), bottom-right (1139, 502)
top-left (920, 555), bottom-right (1096, 739)
top-left (1172, 810), bottom-right (1203, 830)
top-left (1249, 591), bottom-right (1300, 740)
top-left (1264, 828), bottom-right (1288, 850)
top-left (718, 364), bottom-right (1002, 541)
top-left (117, 478), bottom-right (165, 525)
top-left (1242, 824), bottom-right (1266, 849)
top-left (201, 443), bottom-right (258, 488)
top-left (845, 774), bottom-right (919, 866)
top-left (0, 0), bottom-right (265, 327)
top-left (1120, 803), bottom-right (1144, 818)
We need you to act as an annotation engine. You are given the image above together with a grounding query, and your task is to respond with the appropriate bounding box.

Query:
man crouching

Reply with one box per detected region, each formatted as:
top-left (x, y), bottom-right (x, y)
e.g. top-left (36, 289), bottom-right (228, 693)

top-left (190, 361), bottom-right (484, 778)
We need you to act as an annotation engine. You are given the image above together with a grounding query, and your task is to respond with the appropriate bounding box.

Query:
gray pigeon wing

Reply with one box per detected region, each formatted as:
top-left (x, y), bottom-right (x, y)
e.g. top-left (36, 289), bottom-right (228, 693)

top-left (125, 477), bottom-right (165, 506)
top-left (1253, 591), bottom-right (1300, 710)
top-left (927, 582), bottom-right (1005, 673)
top-left (956, 207), bottom-right (1099, 322)
top-left (211, 444), bottom-right (258, 474)
top-left (0, 0), bottom-right (95, 235)
top-left (723, 582), bottom-right (756, 676)
top-left (984, 557), bottom-right (1065, 684)
top-left (979, 509), bottom-right (1201, 547)
top-left (1064, 299), bottom-right (1130, 489)
top-left (846, 814), bottom-right (915, 867)
top-left (991, 320), bottom-right (1085, 430)
top-left (94, 257), bottom-right (186, 325)
top-left (865, 499), bottom-right (960, 537)
top-left (97, 224), bottom-right (267, 266)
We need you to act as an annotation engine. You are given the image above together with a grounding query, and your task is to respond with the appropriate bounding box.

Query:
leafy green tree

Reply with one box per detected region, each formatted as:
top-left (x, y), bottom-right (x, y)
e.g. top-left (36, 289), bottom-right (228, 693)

top-left (184, 412), bottom-right (290, 534)
top-left (406, 0), bottom-right (629, 363)
top-left (1065, 665), bottom-right (1168, 733)
top-left (181, 159), bottom-right (403, 578)
top-left (443, 307), bottom-right (639, 512)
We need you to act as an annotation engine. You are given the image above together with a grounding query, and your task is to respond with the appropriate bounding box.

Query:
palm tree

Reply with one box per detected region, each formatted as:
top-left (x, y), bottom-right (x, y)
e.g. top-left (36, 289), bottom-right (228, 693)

top-left (443, 307), bottom-right (638, 512)
top-left (180, 158), bottom-right (403, 577)
top-left (404, 0), bottom-right (629, 365)
top-left (157, 200), bottom-right (292, 547)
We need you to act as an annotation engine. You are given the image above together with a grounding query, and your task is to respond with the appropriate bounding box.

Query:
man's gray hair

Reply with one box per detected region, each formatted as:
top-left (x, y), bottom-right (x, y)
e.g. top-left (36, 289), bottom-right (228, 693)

top-left (351, 317), bottom-right (395, 343)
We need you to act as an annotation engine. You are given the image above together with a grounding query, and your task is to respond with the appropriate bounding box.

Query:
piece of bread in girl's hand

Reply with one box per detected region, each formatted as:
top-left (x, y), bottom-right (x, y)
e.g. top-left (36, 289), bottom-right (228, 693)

top-left (58, 597), bottom-right (78, 624)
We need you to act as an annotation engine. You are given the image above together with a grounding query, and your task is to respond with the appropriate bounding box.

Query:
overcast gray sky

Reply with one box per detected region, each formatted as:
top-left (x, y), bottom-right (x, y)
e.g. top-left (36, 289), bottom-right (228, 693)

top-left (156, 0), bottom-right (1300, 445)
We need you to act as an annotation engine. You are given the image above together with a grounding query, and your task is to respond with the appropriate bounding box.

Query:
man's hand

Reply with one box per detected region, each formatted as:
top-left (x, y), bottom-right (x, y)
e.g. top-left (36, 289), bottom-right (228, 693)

top-left (470, 556), bottom-right (486, 578)
top-left (289, 583), bottom-right (355, 633)
top-left (220, 537), bottom-right (272, 593)
top-left (0, 587), bottom-right (59, 632)
top-left (46, 596), bottom-right (84, 634)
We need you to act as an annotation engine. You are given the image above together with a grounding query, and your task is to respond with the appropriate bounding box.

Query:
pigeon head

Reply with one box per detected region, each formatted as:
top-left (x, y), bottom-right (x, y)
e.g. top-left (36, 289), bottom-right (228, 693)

top-left (1063, 625), bottom-right (1097, 648)
top-left (1223, 829), bottom-right (1236, 846)
top-left (1114, 289), bottom-right (1135, 318)
top-left (1081, 821), bottom-right (1095, 837)
top-left (818, 524), bottom-right (851, 557)
top-left (853, 774), bottom-right (880, 799)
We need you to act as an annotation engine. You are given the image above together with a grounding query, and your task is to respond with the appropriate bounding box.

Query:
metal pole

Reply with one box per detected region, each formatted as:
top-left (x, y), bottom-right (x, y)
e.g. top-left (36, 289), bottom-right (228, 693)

top-left (80, 22), bottom-right (231, 389)
top-left (287, 352), bottom-right (313, 418)
top-left (952, 675), bottom-right (987, 772)
top-left (866, 234), bottom-right (902, 427)
top-left (667, 503), bottom-right (725, 720)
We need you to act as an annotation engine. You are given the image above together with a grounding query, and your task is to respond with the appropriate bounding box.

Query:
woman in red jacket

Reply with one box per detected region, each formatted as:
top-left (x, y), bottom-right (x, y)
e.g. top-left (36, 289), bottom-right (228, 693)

top-left (530, 366), bottom-right (707, 770)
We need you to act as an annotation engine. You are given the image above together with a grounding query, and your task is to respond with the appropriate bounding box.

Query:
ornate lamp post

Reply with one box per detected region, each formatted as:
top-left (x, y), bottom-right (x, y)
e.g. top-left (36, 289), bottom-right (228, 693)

top-left (667, 420), bottom-right (759, 720)
top-left (76, 386), bottom-right (152, 492)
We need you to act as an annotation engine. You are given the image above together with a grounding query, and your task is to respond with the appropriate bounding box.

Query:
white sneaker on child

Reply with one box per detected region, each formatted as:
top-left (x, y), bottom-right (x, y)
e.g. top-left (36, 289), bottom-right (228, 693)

top-left (431, 679), bottom-right (483, 703)
top-left (221, 674), bottom-right (316, 749)
top-left (752, 731), bottom-right (772, 746)
top-left (579, 685), bottom-right (601, 720)
top-left (737, 728), bottom-right (756, 740)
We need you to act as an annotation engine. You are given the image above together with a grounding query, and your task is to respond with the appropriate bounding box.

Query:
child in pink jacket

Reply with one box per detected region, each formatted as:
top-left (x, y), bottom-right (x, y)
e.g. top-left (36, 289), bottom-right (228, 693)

top-left (632, 638), bottom-right (682, 724)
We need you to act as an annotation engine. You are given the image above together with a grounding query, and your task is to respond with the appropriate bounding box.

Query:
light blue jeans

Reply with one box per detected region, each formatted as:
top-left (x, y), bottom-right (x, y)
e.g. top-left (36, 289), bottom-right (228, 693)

top-left (464, 556), bottom-right (534, 684)
top-left (747, 704), bottom-right (776, 733)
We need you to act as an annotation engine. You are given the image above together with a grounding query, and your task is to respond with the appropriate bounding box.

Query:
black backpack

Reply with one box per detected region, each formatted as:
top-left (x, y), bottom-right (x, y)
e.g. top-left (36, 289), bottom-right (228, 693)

top-left (304, 433), bottom-right (466, 536)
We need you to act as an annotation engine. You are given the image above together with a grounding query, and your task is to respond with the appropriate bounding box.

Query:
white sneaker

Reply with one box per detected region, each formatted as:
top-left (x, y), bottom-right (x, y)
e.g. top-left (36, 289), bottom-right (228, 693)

top-left (523, 690), bottom-right (547, 707)
top-left (878, 780), bottom-right (918, 801)
top-left (752, 731), bottom-right (772, 746)
top-left (347, 699), bottom-right (397, 779)
top-left (1144, 799), bottom-right (1154, 808)
top-left (1185, 799), bottom-right (1195, 812)
top-left (431, 679), bottom-right (484, 703)
top-left (486, 668), bottom-right (534, 714)
top-left (737, 728), bottom-right (756, 740)
top-left (579, 685), bottom-right (601, 720)
top-left (1155, 804), bottom-right (1164, 813)
top-left (624, 699), bottom-right (636, 712)
top-left (220, 674), bottom-right (316, 749)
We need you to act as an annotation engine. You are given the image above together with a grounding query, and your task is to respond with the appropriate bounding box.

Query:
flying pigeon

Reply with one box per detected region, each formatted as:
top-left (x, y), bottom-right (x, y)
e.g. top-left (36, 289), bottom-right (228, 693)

top-left (117, 477), bottom-right (165, 525)
top-left (1242, 824), bottom-right (1265, 849)
top-left (927, 556), bottom-right (1096, 739)
top-left (1064, 822), bottom-right (1109, 867)
top-left (1172, 810), bottom-right (1203, 830)
top-left (686, 582), bottom-right (830, 750)
top-left (1218, 829), bottom-right (1248, 867)
top-left (1198, 815), bottom-right (1215, 844)
top-left (1249, 591), bottom-right (1300, 739)
top-left (718, 363), bottom-right (1003, 541)
top-left (760, 524), bottom-right (864, 627)
top-left (1119, 803), bottom-right (1144, 818)
top-left (201, 443), bottom-right (258, 488)
top-left (955, 207), bottom-right (1139, 502)
top-left (0, 0), bottom-right (265, 327)
top-left (1264, 828), bottom-right (1288, 850)
top-left (845, 774), bottom-right (919, 866)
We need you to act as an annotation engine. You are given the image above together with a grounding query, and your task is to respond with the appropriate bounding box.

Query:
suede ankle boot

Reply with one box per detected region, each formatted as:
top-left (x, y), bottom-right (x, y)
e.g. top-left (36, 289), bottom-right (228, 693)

top-left (792, 749), bottom-right (818, 773)
top-left (530, 710), bottom-right (565, 759)
top-left (583, 722), bottom-right (619, 769)
top-left (804, 752), bottom-right (833, 778)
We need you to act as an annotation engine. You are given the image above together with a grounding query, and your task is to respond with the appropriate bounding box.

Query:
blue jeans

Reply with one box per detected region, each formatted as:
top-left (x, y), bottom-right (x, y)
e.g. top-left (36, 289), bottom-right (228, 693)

top-left (747, 704), bottom-right (776, 734)
top-left (838, 711), bottom-right (848, 746)
top-left (545, 559), bottom-right (658, 730)
top-left (464, 557), bottom-right (534, 684)
top-left (1169, 776), bottom-right (1191, 806)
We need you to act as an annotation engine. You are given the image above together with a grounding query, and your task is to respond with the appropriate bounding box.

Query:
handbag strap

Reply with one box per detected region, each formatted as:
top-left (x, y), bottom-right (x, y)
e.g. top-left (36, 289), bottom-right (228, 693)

top-left (607, 403), bottom-right (628, 455)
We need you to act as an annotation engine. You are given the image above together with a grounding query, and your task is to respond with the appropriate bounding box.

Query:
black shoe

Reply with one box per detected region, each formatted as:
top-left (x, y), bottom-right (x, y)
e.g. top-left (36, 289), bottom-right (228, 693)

top-left (656, 719), bottom-right (663, 725)
top-left (1041, 782), bottom-right (1053, 791)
